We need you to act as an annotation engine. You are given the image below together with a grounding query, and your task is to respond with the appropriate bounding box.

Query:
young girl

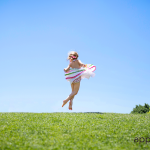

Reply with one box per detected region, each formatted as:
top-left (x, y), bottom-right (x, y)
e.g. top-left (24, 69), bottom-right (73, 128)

top-left (62, 51), bottom-right (96, 110)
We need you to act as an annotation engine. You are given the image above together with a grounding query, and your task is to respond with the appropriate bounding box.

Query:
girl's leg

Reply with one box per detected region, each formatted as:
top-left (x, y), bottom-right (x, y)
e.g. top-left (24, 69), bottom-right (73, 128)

top-left (69, 98), bottom-right (73, 110)
top-left (69, 83), bottom-right (75, 110)
top-left (68, 98), bottom-right (74, 110)
top-left (70, 76), bottom-right (81, 109)
top-left (62, 82), bottom-right (80, 107)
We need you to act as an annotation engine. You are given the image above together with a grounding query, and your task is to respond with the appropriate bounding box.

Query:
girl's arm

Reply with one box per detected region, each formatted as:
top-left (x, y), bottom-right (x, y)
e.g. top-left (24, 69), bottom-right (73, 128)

top-left (78, 60), bottom-right (86, 67)
top-left (64, 64), bottom-right (71, 72)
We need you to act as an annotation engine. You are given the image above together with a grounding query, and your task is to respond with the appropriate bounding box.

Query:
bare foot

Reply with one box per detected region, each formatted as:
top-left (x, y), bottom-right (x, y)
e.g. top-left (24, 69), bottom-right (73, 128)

top-left (68, 101), bottom-right (72, 110)
top-left (62, 100), bottom-right (68, 107)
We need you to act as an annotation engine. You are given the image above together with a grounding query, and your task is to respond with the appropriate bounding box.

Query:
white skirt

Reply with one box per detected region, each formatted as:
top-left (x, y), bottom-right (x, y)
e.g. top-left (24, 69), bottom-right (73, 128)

top-left (65, 64), bottom-right (96, 84)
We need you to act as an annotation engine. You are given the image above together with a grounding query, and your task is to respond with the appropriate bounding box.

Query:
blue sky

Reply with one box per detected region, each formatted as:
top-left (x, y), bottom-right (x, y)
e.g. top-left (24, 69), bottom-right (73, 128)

top-left (0, 0), bottom-right (150, 113)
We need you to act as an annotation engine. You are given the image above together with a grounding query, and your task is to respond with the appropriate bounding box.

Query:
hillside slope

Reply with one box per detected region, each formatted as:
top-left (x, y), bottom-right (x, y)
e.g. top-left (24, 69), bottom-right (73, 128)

top-left (0, 113), bottom-right (150, 150)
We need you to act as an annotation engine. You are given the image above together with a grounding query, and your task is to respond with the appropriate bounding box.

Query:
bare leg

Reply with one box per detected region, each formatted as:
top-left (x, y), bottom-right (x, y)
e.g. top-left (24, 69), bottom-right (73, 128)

top-left (69, 83), bottom-right (74, 110)
top-left (62, 82), bottom-right (80, 107)
top-left (69, 98), bottom-right (73, 110)
top-left (69, 98), bottom-right (74, 110)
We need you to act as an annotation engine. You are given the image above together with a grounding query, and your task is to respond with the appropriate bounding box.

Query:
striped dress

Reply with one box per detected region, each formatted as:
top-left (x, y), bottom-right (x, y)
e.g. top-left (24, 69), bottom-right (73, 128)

top-left (65, 64), bottom-right (96, 84)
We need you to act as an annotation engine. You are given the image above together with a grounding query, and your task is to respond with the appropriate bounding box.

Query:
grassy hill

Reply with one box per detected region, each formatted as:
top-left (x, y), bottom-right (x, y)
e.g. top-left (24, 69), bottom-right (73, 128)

top-left (0, 112), bottom-right (150, 150)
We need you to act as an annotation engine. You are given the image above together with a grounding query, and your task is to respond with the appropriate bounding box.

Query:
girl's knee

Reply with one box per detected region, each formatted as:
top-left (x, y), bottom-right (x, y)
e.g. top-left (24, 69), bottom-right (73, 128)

top-left (74, 91), bottom-right (78, 95)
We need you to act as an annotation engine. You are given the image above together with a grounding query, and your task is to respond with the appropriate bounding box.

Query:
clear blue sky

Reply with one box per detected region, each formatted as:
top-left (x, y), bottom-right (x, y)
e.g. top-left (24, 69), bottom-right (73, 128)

top-left (0, 0), bottom-right (150, 113)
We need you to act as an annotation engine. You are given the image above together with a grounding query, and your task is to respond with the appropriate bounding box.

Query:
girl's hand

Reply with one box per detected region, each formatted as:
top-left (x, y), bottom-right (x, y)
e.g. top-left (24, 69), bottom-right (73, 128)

top-left (64, 64), bottom-right (71, 72)
top-left (82, 64), bottom-right (86, 68)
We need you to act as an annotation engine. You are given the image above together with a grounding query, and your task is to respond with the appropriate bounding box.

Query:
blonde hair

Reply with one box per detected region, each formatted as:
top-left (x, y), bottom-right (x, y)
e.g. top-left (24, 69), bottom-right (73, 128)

top-left (67, 51), bottom-right (79, 60)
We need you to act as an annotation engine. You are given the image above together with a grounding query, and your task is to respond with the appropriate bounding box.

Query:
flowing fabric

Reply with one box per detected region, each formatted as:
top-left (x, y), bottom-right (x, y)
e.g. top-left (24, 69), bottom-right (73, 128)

top-left (65, 64), bottom-right (96, 84)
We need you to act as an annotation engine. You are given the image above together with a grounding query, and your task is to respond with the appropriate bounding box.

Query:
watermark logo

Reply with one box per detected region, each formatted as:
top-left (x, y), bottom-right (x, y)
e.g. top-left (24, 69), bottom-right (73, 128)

top-left (134, 137), bottom-right (150, 144)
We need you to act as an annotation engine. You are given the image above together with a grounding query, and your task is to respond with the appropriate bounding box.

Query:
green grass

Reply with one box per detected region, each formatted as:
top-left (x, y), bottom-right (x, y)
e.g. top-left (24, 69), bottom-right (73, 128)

top-left (0, 113), bottom-right (150, 150)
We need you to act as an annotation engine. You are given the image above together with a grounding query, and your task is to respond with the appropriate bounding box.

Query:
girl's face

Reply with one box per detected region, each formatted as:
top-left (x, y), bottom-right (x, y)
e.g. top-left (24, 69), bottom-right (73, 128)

top-left (69, 53), bottom-right (77, 62)
top-left (69, 54), bottom-right (73, 61)
top-left (69, 55), bottom-right (73, 62)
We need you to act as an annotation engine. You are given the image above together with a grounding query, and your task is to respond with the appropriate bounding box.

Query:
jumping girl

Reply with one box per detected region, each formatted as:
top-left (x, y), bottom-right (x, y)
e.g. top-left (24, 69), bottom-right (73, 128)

top-left (62, 51), bottom-right (96, 110)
